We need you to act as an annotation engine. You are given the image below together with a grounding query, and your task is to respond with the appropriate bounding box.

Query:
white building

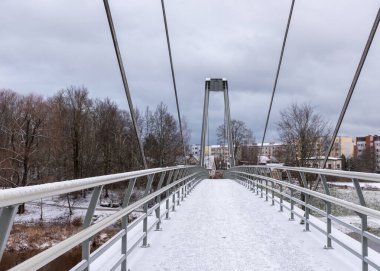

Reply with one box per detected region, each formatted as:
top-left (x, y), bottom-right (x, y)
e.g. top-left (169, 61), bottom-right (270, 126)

top-left (209, 145), bottom-right (231, 168)
top-left (204, 155), bottom-right (216, 171)
top-left (258, 142), bottom-right (282, 157)
top-left (305, 156), bottom-right (342, 170)
top-left (190, 144), bottom-right (201, 156)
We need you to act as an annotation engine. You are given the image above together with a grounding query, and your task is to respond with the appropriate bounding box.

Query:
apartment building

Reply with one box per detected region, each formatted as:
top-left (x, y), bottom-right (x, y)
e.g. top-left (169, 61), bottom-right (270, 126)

top-left (354, 135), bottom-right (380, 171)
top-left (255, 142), bottom-right (283, 160)
top-left (330, 136), bottom-right (354, 158)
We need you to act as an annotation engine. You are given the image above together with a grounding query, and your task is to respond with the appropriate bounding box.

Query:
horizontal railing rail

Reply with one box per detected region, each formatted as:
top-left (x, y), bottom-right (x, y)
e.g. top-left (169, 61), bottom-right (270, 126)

top-left (0, 165), bottom-right (208, 271)
top-left (0, 166), bottom-right (182, 208)
top-left (226, 165), bottom-right (380, 271)
top-left (238, 164), bottom-right (380, 183)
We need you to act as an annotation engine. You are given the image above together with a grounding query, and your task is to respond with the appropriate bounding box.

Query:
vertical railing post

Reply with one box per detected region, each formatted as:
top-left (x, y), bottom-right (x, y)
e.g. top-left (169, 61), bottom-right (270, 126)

top-left (360, 214), bottom-right (368, 271)
top-left (186, 176), bottom-right (192, 195)
top-left (0, 204), bottom-right (19, 262)
top-left (254, 169), bottom-right (259, 195)
top-left (184, 178), bottom-right (188, 197)
top-left (279, 170), bottom-right (283, 212)
top-left (155, 172), bottom-right (167, 231)
top-left (269, 169), bottom-right (275, 206)
top-left (257, 169), bottom-right (262, 198)
top-left (300, 172), bottom-right (310, 231)
top-left (286, 170), bottom-right (294, 220)
top-left (320, 174), bottom-right (332, 249)
top-left (304, 191), bottom-right (310, 231)
top-left (177, 170), bottom-right (183, 205)
top-left (352, 178), bottom-right (368, 271)
top-left (172, 190), bottom-right (176, 211)
top-left (142, 174), bottom-right (154, 247)
top-left (165, 170), bottom-right (174, 220)
top-left (177, 187), bottom-right (181, 206)
top-left (248, 168), bottom-right (254, 192)
top-left (82, 185), bottom-right (103, 271)
top-left (265, 178), bottom-right (268, 201)
top-left (171, 170), bottom-right (180, 212)
top-left (180, 169), bottom-right (187, 201)
top-left (279, 183), bottom-right (283, 212)
top-left (121, 178), bottom-right (136, 271)
top-left (181, 179), bottom-right (185, 201)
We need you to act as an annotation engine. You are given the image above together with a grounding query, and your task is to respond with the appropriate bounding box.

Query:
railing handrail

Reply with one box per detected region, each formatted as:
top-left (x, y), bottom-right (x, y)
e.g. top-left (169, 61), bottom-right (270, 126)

top-left (228, 169), bottom-right (380, 220)
top-left (0, 165), bottom-right (190, 208)
top-left (236, 165), bottom-right (380, 183)
top-left (8, 170), bottom-right (205, 271)
top-left (0, 165), bottom-right (208, 270)
top-left (226, 165), bottom-right (380, 271)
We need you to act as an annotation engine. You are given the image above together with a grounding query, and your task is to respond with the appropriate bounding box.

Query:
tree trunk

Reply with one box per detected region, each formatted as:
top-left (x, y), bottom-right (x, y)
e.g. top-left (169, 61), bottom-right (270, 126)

top-left (40, 198), bottom-right (43, 220)
top-left (17, 203), bottom-right (25, 214)
top-left (67, 194), bottom-right (73, 216)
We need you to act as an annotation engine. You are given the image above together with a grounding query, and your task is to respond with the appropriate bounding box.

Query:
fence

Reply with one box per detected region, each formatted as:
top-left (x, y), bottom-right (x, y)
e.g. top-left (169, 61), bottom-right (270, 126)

top-left (0, 165), bottom-right (208, 271)
top-left (226, 165), bottom-right (380, 271)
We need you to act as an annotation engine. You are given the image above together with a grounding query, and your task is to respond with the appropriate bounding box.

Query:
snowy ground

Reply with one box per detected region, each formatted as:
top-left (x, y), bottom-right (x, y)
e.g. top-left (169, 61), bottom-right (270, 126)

top-left (327, 181), bottom-right (380, 190)
top-left (125, 179), bottom-right (376, 271)
top-left (14, 197), bottom-right (116, 225)
top-left (13, 188), bottom-right (145, 225)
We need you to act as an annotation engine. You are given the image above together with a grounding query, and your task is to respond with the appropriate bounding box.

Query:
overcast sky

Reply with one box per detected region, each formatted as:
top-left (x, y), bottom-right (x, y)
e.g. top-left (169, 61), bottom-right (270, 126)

top-left (0, 0), bottom-right (379, 144)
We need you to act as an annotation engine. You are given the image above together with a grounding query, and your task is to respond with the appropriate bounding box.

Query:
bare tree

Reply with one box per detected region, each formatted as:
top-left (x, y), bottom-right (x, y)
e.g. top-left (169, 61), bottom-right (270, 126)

top-left (238, 144), bottom-right (258, 165)
top-left (216, 119), bottom-right (254, 158)
top-left (351, 148), bottom-right (376, 173)
top-left (0, 91), bottom-right (48, 213)
top-left (143, 103), bottom-right (184, 167)
top-left (277, 102), bottom-right (331, 187)
top-left (50, 87), bottom-right (93, 180)
top-left (0, 89), bottom-right (189, 203)
top-left (0, 90), bottom-right (19, 187)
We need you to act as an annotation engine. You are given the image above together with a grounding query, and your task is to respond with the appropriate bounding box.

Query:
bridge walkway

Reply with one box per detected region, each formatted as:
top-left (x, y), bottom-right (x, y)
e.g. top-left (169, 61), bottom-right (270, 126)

top-left (127, 179), bottom-right (357, 271)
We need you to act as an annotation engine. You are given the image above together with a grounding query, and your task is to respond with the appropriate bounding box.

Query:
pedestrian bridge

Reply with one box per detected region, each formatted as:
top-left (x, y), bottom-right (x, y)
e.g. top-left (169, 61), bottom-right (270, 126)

top-left (127, 179), bottom-right (358, 271)
top-left (1, 0), bottom-right (380, 270)
top-left (1, 165), bottom-right (380, 271)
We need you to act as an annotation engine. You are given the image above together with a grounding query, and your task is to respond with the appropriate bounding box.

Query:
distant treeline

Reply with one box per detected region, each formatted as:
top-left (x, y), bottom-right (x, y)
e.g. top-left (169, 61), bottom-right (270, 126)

top-left (0, 87), bottom-right (189, 188)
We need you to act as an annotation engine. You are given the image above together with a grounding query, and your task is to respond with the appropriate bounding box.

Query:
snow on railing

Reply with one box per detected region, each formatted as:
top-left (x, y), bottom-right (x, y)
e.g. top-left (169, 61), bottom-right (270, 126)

top-left (226, 165), bottom-right (380, 271)
top-left (0, 166), bottom-right (208, 271)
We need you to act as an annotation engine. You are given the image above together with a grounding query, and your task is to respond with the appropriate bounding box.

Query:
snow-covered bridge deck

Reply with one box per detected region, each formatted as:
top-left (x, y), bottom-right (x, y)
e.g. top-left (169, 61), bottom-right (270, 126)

top-left (127, 179), bottom-right (360, 271)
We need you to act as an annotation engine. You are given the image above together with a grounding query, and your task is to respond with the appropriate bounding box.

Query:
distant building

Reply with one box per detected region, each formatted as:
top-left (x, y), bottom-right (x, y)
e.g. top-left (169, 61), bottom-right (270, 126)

top-left (305, 156), bottom-right (342, 170)
top-left (331, 136), bottom-right (354, 158)
top-left (209, 145), bottom-right (230, 168)
top-left (254, 142), bottom-right (283, 162)
top-left (204, 155), bottom-right (216, 171)
top-left (354, 135), bottom-right (380, 171)
top-left (190, 144), bottom-right (201, 156)
top-left (191, 144), bottom-right (225, 169)
top-left (259, 142), bottom-right (283, 157)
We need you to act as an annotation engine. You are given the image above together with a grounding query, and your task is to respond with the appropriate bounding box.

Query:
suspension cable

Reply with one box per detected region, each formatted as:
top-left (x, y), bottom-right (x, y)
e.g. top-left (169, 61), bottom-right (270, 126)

top-left (103, 0), bottom-right (148, 169)
top-left (258, 0), bottom-right (295, 164)
top-left (314, 7), bottom-right (380, 190)
top-left (160, 0), bottom-right (187, 164)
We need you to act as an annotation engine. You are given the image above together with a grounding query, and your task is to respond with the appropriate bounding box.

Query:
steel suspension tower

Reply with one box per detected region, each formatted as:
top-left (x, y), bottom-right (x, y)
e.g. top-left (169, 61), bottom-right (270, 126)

top-left (200, 78), bottom-right (235, 168)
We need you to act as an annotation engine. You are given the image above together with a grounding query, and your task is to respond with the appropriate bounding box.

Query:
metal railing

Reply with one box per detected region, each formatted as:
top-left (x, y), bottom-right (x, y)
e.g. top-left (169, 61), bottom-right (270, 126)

top-left (225, 165), bottom-right (380, 271)
top-left (0, 165), bottom-right (208, 271)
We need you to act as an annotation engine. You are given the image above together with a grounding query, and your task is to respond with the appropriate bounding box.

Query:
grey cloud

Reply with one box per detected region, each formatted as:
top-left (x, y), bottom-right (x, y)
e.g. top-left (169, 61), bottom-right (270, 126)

top-left (0, 0), bottom-right (379, 145)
